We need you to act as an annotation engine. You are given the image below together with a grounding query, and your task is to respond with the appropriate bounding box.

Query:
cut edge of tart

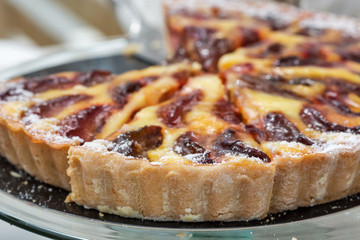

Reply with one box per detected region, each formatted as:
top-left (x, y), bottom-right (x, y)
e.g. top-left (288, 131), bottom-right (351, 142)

top-left (268, 134), bottom-right (360, 213)
top-left (66, 144), bottom-right (275, 221)
top-left (65, 131), bottom-right (360, 221)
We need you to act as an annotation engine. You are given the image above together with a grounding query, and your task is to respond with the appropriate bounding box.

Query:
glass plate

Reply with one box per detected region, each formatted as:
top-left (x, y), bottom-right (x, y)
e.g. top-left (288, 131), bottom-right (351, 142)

top-left (1, 39), bottom-right (360, 240)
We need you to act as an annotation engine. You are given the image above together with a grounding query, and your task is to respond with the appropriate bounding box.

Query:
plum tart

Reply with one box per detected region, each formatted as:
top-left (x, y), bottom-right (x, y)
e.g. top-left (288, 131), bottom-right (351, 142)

top-left (2, 0), bottom-right (360, 222)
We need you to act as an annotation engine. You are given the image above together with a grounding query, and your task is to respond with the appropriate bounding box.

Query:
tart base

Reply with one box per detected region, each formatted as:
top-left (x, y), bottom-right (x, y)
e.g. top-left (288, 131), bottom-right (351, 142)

top-left (270, 145), bottom-right (360, 213)
top-left (66, 137), bottom-right (360, 221)
top-left (0, 119), bottom-right (71, 190)
top-left (67, 146), bottom-right (276, 221)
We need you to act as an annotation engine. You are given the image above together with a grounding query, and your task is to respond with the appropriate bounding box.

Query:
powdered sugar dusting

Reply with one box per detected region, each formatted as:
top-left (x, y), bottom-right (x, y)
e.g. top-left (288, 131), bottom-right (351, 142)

top-left (164, 0), bottom-right (302, 25)
top-left (0, 82), bottom-right (33, 103)
top-left (231, 0), bottom-right (301, 24)
top-left (183, 151), bottom-right (210, 163)
top-left (83, 140), bottom-right (139, 158)
top-left (300, 13), bottom-right (360, 37)
top-left (265, 132), bottom-right (360, 159)
top-left (26, 126), bottom-right (82, 145)
top-left (109, 140), bottom-right (132, 154)
top-left (264, 141), bottom-right (311, 158)
top-left (22, 115), bottom-right (83, 145)
top-left (149, 161), bottom-right (164, 166)
top-left (223, 152), bottom-right (269, 164)
top-left (314, 132), bottom-right (360, 154)
top-left (21, 112), bottom-right (41, 125)
top-left (165, 0), bottom-right (360, 37)
top-left (83, 139), bottom-right (113, 153)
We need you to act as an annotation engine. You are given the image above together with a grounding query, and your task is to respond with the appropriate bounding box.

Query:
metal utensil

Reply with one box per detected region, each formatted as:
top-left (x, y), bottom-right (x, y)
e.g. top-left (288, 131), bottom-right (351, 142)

top-left (111, 0), bottom-right (168, 64)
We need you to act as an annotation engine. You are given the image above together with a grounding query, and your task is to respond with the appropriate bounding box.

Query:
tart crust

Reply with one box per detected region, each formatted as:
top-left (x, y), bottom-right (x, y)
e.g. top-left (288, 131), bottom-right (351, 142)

top-left (266, 140), bottom-right (360, 213)
top-left (0, 117), bottom-right (72, 190)
top-left (65, 135), bottom-right (360, 221)
top-left (66, 146), bottom-right (275, 221)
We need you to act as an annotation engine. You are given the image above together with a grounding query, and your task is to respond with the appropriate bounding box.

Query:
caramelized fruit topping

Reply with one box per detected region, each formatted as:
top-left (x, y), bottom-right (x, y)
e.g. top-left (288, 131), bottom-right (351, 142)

top-left (174, 25), bottom-right (260, 72)
top-left (300, 43), bottom-right (324, 60)
top-left (26, 70), bottom-right (112, 93)
top-left (274, 55), bottom-right (335, 68)
top-left (297, 27), bottom-right (325, 37)
top-left (241, 27), bottom-right (260, 46)
top-left (172, 70), bottom-right (191, 86)
top-left (25, 94), bottom-right (91, 119)
top-left (213, 99), bottom-right (242, 124)
top-left (245, 113), bottom-right (314, 146)
top-left (263, 16), bottom-right (289, 30)
top-left (213, 129), bottom-right (270, 162)
top-left (183, 26), bottom-right (233, 72)
top-left (112, 76), bottom-right (158, 109)
top-left (75, 70), bottom-right (112, 87)
top-left (1, 70), bottom-right (112, 97)
top-left (289, 78), bottom-right (316, 86)
top-left (0, 87), bottom-right (29, 101)
top-left (59, 105), bottom-right (113, 142)
top-left (23, 75), bottom-right (76, 93)
top-left (158, 90), bottom-right (203, 128)
top-left (168, 47), bottom-right (191, 64)
top-left (173, 131), bottom-right (213, 164)
top-left (110, 126), bottom-right (163, 158)
top-left (267, 43), bottom-right (284, 53)
top-left (274, 56), bottom-right (311, 67)
top-left (301, 107), bottom-right (360, 134)
top-left (257, 43), bottom-right (284, 57)
top-left (317, 79), bottom-right (360, 116)
top-left (262, 112), bottom-right (314, 145)
top-left (112, 82), bottom-right (142, 108)
top-left (237, 74), bottom-right (300, 99)
top-left (194, 36), bottom-right (233, 72)
top-left (244, 124), bottom-right (267, 144)
top-left (320, 91), bottom-right (359, 116)
top-left (340, 49), bottom-right (360, 62)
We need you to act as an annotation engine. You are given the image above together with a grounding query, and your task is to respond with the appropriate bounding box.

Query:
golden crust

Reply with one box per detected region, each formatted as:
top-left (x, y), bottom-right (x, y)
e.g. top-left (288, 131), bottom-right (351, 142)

top-left (67, 146), bottom-right (275, 221)
top-left (65, 135), bottom-right (360, 221)
top-left (269, 145), bottom-right (360, 212)
top-left (0, 117), bottom-right (71, 190)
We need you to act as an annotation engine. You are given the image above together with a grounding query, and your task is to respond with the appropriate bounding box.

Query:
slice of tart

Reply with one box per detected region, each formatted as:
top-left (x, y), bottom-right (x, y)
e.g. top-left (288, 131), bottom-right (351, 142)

top-left (67, 74), bottom-right (275, 221)
top-left (0, 62), bottom-right (200, 190)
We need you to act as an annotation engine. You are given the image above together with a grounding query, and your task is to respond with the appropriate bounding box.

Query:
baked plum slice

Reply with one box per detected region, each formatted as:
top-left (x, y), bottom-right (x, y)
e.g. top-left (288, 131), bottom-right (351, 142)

top-left (59, 105), bottom-right (114, 142)
top-left (109, 126), bottom-right (163, 158)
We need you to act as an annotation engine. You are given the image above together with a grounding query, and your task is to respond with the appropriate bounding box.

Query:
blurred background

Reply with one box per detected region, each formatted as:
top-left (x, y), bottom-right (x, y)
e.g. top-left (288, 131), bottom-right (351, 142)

top-left (0, 0), bottom-right (123, 69)
top-left (0, 0), bottom-right (359, 70)
top-left (0, 0), bottom-right (122, 47)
